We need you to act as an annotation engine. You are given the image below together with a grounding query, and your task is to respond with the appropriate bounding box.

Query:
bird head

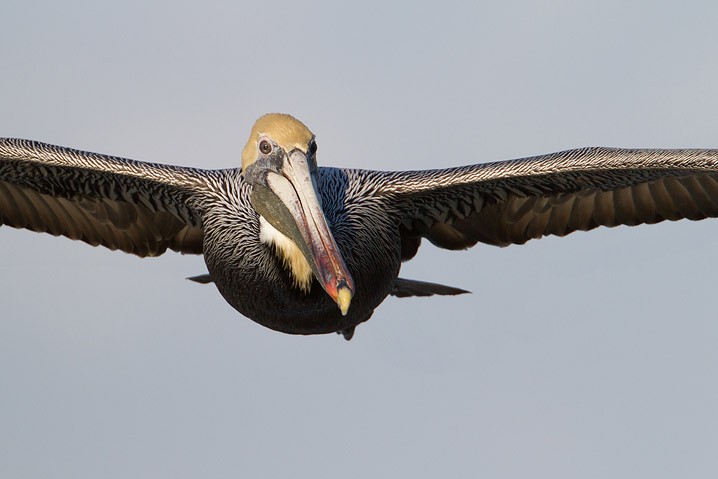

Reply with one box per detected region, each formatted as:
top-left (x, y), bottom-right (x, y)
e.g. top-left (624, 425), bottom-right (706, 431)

top-left (241, 113), bottom-right (354, 316)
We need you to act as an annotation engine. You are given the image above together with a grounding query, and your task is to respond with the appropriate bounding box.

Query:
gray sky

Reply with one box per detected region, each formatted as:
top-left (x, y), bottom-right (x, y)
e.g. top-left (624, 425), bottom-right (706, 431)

top-left (2, 1), bottom-right (718, 477)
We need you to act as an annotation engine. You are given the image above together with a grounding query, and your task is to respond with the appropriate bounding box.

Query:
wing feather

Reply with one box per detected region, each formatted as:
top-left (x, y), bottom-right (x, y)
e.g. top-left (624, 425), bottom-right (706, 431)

top-left (373, 147), bottom-right (718, 251)
top-left (0, 138), bottom-right (209, 256)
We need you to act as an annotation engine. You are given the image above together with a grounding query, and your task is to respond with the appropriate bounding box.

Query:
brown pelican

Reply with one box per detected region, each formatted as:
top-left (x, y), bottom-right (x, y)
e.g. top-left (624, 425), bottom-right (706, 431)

top-left (2, 113), bottom-right (718, 339)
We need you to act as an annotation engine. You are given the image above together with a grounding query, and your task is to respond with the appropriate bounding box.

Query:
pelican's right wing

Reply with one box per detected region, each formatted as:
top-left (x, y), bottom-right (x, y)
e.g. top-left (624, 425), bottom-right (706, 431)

top-left (374, 147), bottom-right (718, 256)
top-left (0, 138), bottom-right (209, 257)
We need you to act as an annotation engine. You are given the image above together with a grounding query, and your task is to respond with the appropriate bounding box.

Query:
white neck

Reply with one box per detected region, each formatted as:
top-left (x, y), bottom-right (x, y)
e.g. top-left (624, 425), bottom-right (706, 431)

top-left (259, 216), bottom-right (313, 292)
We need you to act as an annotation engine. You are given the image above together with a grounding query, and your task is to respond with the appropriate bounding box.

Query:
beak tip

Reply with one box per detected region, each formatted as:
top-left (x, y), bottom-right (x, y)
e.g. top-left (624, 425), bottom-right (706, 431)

top-left (336, 285), bottom-right (352, 316)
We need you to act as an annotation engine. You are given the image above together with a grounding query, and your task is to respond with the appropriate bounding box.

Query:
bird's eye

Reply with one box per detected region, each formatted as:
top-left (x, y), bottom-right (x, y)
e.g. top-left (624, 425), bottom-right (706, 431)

top-left (259, 140), bottom-right (272, 155)
top-left (309, 141), bottom-right (317, 155)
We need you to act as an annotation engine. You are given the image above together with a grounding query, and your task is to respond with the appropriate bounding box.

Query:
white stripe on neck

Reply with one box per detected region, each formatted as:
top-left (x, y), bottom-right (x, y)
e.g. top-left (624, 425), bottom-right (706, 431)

top-left (259, 216), bottom-right (313, 292)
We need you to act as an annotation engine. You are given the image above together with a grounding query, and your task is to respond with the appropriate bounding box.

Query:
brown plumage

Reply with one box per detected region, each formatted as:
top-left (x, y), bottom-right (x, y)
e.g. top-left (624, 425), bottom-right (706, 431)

top-left (3, 114), bottom-right (718, 339)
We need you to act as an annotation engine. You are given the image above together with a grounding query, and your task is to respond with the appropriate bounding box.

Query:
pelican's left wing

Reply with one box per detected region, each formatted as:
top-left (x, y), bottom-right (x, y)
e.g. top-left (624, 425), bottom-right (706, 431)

top-left (0, 138), bottom-right (208, 257)
top-left (375, 147), bottom-right (718, 255)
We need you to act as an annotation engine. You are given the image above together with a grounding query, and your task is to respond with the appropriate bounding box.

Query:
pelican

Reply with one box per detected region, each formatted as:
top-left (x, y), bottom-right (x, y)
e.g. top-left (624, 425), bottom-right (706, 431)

top-left (2, 113), bottom-right (718, 339)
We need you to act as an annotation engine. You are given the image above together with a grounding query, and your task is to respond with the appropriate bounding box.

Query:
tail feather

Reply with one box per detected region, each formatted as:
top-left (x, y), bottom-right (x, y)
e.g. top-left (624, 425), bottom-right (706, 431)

top-left (390, 277), bottom-right (470, 298)
top-left (189, 273), bottom-right (469, 300)
top-left (187, 273), bottom-right (213, 284)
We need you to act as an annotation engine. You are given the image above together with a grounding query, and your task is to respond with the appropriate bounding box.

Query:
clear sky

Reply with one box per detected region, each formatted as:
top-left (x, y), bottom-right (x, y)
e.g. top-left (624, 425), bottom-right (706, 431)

top-left (2, 1), bottom-right (718, 477)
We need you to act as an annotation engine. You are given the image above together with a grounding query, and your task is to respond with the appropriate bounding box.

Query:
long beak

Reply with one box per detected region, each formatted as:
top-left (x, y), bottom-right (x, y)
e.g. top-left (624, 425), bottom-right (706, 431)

top-left (251, 150), bottom-right (355, 315)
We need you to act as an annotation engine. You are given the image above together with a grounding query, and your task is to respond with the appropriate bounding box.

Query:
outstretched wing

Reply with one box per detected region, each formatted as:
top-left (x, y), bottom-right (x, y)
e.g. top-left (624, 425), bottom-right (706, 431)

top-left (375, 147), bottom-right (718, 256)
top-left (0, 138), bottom-right (209, 257)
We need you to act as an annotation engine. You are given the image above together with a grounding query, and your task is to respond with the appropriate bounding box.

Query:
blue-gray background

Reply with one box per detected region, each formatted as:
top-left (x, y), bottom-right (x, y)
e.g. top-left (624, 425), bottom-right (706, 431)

top-left (2, 1), bottom-right (718, 477)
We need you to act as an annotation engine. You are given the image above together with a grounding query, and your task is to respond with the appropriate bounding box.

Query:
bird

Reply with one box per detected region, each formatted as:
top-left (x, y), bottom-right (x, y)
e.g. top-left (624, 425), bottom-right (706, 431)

top-left (2, 113), bottom-right (718, 340)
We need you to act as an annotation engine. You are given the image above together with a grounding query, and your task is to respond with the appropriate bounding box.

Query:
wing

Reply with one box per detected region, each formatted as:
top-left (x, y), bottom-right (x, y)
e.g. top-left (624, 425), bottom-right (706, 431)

top-left (0, 138), bottom-right (209, 257)
top-left (375, 147), bottom-right (718, 255)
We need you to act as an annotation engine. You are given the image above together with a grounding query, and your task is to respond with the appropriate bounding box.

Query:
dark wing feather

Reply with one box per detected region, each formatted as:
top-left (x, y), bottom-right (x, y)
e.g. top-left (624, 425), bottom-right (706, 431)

top-left (375, 147), bottom-right (718, 250)
top-left (0, 138), bottom-right (208, 256)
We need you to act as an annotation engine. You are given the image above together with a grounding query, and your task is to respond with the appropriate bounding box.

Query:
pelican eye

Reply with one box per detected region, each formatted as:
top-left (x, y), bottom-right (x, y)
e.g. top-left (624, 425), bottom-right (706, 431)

top-left (259, 140), bottom-right (272, 155)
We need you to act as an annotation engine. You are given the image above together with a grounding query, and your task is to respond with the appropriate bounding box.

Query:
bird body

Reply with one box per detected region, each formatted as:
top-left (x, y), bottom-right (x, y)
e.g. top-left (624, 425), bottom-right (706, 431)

top-left (199, 167), bottom-right (399, 337)
top-left (3, 113), bottom-right (718, 339)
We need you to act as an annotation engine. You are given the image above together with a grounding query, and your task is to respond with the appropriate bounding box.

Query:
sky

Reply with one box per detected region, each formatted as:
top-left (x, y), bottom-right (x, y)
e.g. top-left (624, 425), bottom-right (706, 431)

top-left (2, 1), bottom-right (718, 477)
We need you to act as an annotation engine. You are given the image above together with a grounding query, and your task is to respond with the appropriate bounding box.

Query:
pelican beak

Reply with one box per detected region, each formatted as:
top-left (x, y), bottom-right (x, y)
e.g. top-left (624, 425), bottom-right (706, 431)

top-left (249, 149), bottom-right (355, 315)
